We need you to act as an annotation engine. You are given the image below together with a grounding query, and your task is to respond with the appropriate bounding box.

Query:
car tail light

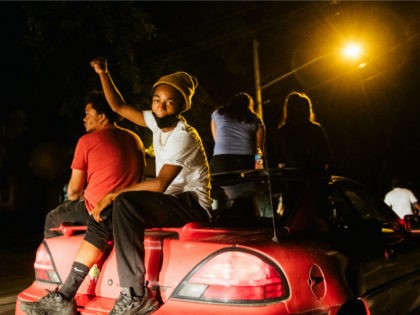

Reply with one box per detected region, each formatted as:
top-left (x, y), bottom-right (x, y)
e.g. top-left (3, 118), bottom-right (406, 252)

top-left (171, 248), bottom-right (289, 304)
top-left (34, 242), bottom-right (61, 284)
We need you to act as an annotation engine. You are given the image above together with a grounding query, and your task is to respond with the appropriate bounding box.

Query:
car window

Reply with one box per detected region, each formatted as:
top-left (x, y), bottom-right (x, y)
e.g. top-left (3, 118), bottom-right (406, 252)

top-left (326, 185), bottom-right (361, 231)
top-left (211, 171), bottom-right (308, 227)
top-left (269, 178), bottom-right (308, 219)
top-left (328, 180), bottom-right (401, 233)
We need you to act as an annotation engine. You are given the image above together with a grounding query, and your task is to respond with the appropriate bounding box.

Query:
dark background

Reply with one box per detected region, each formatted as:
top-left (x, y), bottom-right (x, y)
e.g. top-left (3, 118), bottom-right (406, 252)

top-left (0, 1), bottom-right (419, 231)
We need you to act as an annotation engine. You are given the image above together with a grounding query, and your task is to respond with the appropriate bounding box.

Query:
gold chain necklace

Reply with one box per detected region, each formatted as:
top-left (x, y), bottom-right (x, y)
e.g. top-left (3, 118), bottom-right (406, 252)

top-left (159, 130), bottom-right (173, 146)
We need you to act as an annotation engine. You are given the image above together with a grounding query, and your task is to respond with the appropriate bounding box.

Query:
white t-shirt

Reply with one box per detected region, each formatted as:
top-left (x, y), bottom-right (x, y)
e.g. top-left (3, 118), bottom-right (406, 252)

top-left (384, 187), bottom-right (418, 219)
top-left (144, 110), bottom-right (212, 212)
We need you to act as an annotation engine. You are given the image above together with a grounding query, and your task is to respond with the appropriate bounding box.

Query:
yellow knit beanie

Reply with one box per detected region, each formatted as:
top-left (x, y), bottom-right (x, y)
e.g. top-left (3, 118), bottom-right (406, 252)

top-left (153, 72), bottom-right (198, 112)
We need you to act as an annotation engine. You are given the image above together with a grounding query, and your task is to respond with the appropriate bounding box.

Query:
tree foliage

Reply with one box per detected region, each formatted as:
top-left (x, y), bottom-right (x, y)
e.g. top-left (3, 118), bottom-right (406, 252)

top-left (19, 2), bottom-right (277, 150)
top-left (20, 2), bottom-right (158, 144)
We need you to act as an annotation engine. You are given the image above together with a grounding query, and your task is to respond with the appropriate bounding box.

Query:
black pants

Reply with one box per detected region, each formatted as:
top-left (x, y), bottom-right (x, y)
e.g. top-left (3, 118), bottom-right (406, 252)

top-left (84, 191), bottom-right (209, 291)
top-left (44, 200), bottom-right (90, 238)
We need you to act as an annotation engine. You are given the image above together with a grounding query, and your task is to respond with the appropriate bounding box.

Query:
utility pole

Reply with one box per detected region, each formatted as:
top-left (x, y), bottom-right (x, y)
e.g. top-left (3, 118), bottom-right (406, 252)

top-left (253, 39), bottom-right (263, 120)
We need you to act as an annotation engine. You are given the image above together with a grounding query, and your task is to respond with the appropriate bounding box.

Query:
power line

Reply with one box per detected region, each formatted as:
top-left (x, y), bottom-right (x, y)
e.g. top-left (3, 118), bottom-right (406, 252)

top-left (148, 3), bottom-right (318, 62)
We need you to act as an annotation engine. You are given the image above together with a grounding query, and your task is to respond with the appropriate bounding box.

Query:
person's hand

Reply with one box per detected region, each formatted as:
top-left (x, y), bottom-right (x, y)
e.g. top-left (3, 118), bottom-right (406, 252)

top-left (91, 192), bottom-right (117, 222)
top-left (90, 57), bottom-right (108, 75)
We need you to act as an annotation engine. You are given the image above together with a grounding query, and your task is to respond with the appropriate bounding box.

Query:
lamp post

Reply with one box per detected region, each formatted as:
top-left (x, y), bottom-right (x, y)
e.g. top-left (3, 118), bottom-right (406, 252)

top-left (253, 39), bottom-right (263, 120)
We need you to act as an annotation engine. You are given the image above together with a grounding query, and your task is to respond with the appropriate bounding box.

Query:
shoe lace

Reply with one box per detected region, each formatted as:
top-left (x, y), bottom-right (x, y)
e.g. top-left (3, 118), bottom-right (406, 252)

top-left (113, 292), bottom-right (133, 312)
top-left (20, 288), bottom-right (65, 315)
top-left (42, 288), bottom-right (64, 302)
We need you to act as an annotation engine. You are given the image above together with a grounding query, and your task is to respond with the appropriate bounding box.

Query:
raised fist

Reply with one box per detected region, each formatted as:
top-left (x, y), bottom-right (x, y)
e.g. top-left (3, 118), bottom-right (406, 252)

top-left (90, 57), bottom-right (108, 74)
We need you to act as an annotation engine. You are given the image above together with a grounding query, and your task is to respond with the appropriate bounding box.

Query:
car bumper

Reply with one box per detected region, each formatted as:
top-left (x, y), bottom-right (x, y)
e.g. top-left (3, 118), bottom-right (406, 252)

top-left (16, 281), bottom-right (300, 315)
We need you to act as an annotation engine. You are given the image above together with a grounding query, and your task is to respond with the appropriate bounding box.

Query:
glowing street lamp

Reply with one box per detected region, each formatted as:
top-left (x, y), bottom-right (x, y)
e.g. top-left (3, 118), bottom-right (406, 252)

top-left (339, 42), bottom-right (368, 70)
top-left (341, 42), bottom-right (363, 60)
top-left (253, 40), bottom-right (368, 114)
top-left (255, 41), bottom-right (366, 92)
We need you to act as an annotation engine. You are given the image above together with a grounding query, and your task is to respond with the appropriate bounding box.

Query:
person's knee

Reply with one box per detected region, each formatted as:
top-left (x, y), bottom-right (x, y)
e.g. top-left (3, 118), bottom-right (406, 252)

top-left (113, 191), bottom-right (151, 221)
top-left (113, 193), bottom-right (126, 207)
top-left (114, 192), bottom-right (143, 212)
top-left (44, 208), bottom-right (58, 230)
top-left (46, 208), bottom-right (57, 220)
top-left (113, 193), bottom-right (133, 219)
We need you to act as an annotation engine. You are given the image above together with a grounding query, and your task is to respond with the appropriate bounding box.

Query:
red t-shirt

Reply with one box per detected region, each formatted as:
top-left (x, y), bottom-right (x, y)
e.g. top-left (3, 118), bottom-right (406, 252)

top-left (71, 126), bottom-right (144, 212)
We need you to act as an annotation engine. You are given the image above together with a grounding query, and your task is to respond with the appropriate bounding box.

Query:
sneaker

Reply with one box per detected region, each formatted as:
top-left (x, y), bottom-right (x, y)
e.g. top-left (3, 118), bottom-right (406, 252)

top-left (110, 287), bottom-right (159, 315)
top-left (19, 288), bottom-right (77, 315)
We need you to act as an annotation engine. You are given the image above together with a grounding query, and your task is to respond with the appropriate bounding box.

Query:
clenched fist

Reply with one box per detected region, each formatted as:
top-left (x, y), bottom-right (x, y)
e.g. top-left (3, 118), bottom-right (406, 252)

top-left (90, 57), bottom-right (108, 74)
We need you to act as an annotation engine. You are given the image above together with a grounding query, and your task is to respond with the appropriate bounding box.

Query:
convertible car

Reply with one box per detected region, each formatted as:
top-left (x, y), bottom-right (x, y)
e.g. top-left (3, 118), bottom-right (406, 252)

top-left (16, 169), bottom-right (420, 315)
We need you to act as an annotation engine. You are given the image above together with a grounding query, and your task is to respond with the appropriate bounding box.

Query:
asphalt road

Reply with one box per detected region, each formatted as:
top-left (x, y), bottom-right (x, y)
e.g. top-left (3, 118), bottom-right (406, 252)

top-left (0, 210), bottom-right (43, 315)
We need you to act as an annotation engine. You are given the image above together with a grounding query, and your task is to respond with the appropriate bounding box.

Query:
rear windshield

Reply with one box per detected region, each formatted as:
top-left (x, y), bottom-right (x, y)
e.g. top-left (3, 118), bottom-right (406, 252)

top-left (210, 171), bottom-right (308, 227)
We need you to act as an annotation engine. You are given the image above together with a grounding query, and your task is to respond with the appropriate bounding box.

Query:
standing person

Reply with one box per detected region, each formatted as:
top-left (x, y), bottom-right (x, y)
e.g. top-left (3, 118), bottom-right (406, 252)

top-left (20, 90), bottom-right (146, 315)
top-left (44, 90), bottom-right (145, 237)
top-left (210, 92), bottom-right (265, 173)
top-left (384, 179), bottom-right (420, 219)
top-left (88, 57), bottom-right (212, 314)
top-left (272, 91), bottom-right (334, 174)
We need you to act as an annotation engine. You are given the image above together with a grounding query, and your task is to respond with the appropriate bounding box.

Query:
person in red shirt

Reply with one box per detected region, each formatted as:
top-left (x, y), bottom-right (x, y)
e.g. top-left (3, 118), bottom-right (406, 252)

top-left (44, 90), bottom-right (145, 237)
top-left (20, 90), bottom-right (145, 315)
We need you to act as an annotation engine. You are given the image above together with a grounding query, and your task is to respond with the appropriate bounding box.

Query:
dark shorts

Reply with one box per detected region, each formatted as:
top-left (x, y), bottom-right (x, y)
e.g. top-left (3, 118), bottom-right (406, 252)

top-left (44, 200), bottom-right (90, 238)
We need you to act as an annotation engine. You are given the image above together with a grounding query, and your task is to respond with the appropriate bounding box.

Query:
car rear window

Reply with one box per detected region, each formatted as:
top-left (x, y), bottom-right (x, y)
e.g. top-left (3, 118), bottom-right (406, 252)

top-left (211, 171), bottom-right (308, 227)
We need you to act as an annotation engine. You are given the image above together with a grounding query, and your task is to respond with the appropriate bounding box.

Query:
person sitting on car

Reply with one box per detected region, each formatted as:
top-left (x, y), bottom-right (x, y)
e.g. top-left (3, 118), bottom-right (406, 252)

top-left (89, 58), bottom-right (212, 315)
top-left (44, 90), bottom-right (145, 238)
top-left (19, 90), bottom-right (145, 315)
top-left (20, 58), bottom-right (213, 315)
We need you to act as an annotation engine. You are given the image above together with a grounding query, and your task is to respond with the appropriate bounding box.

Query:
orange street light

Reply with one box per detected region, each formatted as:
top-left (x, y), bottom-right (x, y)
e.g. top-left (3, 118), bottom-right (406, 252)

top-left (341, 42), bottom-right (363, 60)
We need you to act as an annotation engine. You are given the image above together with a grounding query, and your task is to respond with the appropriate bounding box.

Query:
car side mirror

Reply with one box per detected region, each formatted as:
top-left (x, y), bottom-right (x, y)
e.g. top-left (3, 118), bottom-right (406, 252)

top-left (404, 215), bottom-right (420, 233)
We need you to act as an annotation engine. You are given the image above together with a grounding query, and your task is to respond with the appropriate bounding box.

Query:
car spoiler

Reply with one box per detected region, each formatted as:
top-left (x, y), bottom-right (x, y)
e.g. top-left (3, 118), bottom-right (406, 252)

top-left (50, 224), bottom-right (87, 237)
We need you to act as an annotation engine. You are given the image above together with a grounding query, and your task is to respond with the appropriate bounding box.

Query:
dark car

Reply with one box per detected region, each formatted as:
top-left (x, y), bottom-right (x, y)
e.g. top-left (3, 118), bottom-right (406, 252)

top-left (16, 169), bottom-right (420, 315)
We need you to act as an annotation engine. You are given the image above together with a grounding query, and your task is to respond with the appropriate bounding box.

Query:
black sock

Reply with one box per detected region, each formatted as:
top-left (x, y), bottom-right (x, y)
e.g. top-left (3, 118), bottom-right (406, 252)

top-left (59, 262), bottom-right (90, 300)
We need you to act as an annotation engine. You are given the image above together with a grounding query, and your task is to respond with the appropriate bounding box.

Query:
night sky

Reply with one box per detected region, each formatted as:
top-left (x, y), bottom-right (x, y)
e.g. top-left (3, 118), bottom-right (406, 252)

top-left (0, 1), bottom-right (419, 221)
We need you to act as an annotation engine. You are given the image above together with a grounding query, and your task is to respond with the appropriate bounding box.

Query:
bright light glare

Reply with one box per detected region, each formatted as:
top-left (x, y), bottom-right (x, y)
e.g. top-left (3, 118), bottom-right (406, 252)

top-left (342, 43), bottom-right (363, 60)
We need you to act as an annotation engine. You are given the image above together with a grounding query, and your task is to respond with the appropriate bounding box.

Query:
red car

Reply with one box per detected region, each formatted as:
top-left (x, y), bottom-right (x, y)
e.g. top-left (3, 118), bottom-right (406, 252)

top-left (16, 169), bottom-right (420, 315)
